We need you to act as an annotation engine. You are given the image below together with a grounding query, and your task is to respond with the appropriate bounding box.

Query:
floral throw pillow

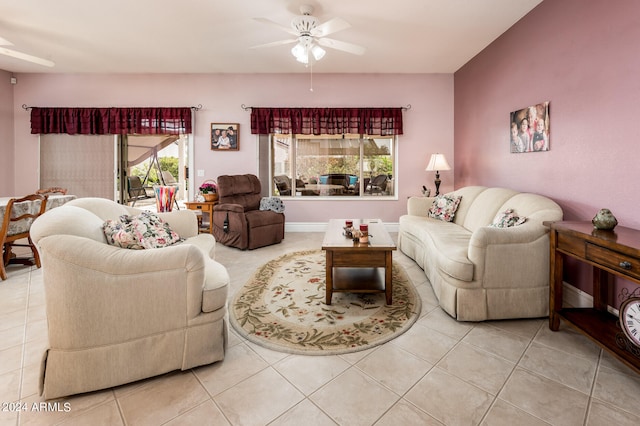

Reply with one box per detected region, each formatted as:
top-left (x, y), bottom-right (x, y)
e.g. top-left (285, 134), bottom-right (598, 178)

top-left (103, 211), bottom-right (183, 249)
top-left (103, 219), bottom-right (144, 249)
top-left (490, 208), bottom-right (527, 228)
top-left (428, 195), bottom-right (462, 222)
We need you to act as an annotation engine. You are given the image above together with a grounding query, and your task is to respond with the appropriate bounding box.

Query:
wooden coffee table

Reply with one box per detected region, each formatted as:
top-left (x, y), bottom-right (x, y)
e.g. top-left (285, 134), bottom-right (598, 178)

top-left (321, 219), bottom-right (397, 305)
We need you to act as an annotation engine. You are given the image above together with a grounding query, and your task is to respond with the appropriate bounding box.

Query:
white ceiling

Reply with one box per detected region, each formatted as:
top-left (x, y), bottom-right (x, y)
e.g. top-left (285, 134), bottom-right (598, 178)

top-left (0, 0), bottom-right (542, 74)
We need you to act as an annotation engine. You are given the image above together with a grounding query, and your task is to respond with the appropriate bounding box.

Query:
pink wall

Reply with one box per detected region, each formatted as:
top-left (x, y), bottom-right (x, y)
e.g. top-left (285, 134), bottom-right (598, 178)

top-left (455, 0), bottom-right (640, 229)
top-left (0, 70), bottom-right (14, 194)
top-left (10, 73), bottom-right (453, 222)
top-left (454, 0), bottom-right (640, 298)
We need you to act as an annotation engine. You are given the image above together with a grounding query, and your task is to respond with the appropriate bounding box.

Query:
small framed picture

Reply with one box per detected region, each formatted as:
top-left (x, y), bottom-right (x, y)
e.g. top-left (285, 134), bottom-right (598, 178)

top-left (211, 123), bottom-right (239, 151)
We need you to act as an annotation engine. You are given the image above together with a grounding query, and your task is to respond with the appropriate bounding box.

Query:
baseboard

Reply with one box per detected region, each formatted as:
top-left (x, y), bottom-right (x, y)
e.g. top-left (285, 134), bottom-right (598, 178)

top-left (285, 222), bottom-right (400, 233)
top-left (562, 281), bottom-right (619, 316)
top-left (285, 222), bottom-right (329, 233)
top-left (562, 281), bottom-right (592, 308)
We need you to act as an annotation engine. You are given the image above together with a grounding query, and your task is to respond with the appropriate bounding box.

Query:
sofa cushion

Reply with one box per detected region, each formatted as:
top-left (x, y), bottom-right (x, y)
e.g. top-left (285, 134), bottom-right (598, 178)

top-left (496, 192), bottom-right (565, 224)
top-left (424, 221), bottom-right (474, 282)
top-left (428, 195), bottom-right (462, 222)
top-left (202, 258), bottom-right (230, 312)
top-left (447, 186), bottom-right (488, 225)
top-left (245, 209), bottom-right (284, 228)
top-left (461, 188), bottom-right (519, 232)
top-left (402, 216), bottom-right (475, 282)
top-left (490, 208), bottom-right (527, 228)
top-left (103, 211), bottom-right (183, 249)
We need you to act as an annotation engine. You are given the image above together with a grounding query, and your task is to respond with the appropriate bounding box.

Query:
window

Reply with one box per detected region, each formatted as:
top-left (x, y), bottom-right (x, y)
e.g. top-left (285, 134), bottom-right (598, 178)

top-left (269, 133), bottom-right (396, 198)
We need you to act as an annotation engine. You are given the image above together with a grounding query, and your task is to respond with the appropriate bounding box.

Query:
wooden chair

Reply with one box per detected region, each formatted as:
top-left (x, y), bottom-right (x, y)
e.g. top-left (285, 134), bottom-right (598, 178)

top-left (1, 194), bottom-right (48, 280)
top-left (36, 187), bottom-right (68, 195)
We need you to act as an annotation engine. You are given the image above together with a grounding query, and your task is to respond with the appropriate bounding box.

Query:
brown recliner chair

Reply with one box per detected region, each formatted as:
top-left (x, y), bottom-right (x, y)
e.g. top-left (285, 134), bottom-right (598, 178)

top-left (212, 174), bottom-right (285, 250)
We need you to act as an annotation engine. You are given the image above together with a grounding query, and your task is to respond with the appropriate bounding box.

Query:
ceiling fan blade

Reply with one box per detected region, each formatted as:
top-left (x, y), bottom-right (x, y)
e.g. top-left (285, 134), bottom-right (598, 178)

top-left (253, 17), bottom-right (299, 36)
top-left (249, 38), bottom-right (298, 50)
top-left (313, 17), bottom-right (351, 37)
top-left (317, 37), bottom-right (366, 55)
top-left (0, 46), bottom-right (55, 67)
top-left (0, 36), bottom-right (13, 46)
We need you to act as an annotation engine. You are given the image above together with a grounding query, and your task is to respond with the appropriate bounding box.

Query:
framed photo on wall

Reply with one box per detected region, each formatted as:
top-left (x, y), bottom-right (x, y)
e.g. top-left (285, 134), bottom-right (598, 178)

top-left (211, 123), bottom-right (239, 151)
top-left (510, 101), bottom-right (550, 153)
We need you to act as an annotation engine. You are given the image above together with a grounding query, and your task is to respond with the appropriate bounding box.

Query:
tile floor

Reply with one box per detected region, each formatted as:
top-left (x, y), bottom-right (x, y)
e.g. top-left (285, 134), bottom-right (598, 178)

top-left (2, 232), bottom-right (640, 425)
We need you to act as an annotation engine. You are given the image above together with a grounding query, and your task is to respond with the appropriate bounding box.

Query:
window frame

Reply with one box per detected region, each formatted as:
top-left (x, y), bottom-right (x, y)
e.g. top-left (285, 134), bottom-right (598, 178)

top-left (267, 133), bottom-right (398, 200)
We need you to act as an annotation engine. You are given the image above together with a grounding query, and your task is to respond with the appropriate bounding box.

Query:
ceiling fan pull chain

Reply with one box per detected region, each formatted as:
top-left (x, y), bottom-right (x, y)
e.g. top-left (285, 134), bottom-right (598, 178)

top-left (309, 61), bottom-right (314, 92)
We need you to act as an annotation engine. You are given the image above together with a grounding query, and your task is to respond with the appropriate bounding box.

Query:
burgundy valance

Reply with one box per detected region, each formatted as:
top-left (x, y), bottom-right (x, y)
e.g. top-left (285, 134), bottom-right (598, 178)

top-left (30, 107), bottom-right (192, 135)
top-left (250, 107), bottom-right (403, 136)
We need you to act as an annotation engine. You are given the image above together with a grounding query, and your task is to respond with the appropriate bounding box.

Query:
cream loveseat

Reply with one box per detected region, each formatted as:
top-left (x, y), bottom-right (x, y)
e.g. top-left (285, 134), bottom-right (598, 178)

top-left (398, 186), bottom-right (563, 321)
top-left (30, 197), bottom-right (229, 399)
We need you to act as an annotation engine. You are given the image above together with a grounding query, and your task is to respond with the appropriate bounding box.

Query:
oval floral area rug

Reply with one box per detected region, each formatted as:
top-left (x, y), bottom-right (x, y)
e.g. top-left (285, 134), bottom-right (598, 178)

top-left (229, 249), bottom-right (422, 355)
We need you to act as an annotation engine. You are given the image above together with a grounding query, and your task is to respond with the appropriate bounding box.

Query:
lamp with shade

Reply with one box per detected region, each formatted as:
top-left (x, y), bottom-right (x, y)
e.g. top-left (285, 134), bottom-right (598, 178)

top-left (425, 153), bottom-right (451, 196)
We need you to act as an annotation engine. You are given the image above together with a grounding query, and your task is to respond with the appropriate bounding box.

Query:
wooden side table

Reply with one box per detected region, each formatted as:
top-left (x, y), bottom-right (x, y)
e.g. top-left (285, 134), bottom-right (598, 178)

top-left (549, 221), bottom-right (640, 374)
top-left (185, 201), bottom-right (216, 234)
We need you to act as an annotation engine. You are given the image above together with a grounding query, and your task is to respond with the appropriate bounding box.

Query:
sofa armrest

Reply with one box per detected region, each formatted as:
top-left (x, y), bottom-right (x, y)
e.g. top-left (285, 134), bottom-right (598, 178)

top-left (213, 203), bottom-right (245, 214)
top-left (469, 222), bottom-right (549, 248)
top-left (468, 223), bottom-right (551, 285)
top-left (37, 234), bottom-right (207, 348)
top-left (407, 196), bottom-right (435, 217)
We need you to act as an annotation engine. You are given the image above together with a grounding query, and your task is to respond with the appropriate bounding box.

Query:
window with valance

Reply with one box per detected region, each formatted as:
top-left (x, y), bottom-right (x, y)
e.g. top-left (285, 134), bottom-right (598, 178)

top-left (30, 107), bottom-right (192, 135)
top-left (250, 107), bottom-right (403, 136)
top-left (252, 107), bottom-right (403, 199)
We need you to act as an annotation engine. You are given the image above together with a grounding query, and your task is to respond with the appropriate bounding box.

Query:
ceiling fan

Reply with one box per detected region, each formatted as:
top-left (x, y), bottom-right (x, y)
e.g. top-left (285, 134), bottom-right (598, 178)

top-left (251, 5), bottom-right (365, 64)
top-left (0, 36), bottom-right (55, 68)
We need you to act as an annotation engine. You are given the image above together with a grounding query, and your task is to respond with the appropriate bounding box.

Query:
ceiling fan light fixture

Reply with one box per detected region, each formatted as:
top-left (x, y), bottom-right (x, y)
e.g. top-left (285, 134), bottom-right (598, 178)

top-left (291, 15), bottom-right (318, 34)
top-left (253, 4), bottom-right (365, 65)
top-left (311, 44), bottom-right (325, 61)
top-left (291, 42), bottom-right (309, 63)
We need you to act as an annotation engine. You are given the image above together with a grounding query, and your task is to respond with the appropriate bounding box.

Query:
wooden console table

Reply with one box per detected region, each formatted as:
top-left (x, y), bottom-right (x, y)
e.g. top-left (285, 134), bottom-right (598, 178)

top-left (185, 201), bottom-right (216, 234)
top-left (549, 221), bottom-right (640, 373)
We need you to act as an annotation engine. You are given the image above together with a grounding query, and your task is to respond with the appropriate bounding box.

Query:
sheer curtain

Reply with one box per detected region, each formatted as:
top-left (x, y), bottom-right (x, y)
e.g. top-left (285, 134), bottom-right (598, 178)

top-left (40, 134), bottom-right (115, 198)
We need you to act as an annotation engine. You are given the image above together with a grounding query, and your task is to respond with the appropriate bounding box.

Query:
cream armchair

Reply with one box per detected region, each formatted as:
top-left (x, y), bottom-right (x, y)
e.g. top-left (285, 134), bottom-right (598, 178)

top-left (30, 198), bottom-right (229, 400)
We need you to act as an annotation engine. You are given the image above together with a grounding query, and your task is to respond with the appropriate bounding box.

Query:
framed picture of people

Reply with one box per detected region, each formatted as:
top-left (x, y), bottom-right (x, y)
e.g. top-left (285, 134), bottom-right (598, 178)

top-left (211, 123), bottom-right (239, 151)
top-left (509, 101), bottom-right (550, 153)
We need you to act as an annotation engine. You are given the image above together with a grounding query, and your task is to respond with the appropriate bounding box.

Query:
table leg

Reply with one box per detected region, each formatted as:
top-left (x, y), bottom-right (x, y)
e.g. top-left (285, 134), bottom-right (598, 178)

top-left (325, 250), bottom-right (333, 305)
top-left (549, 231), bottom-right (562, 331)
top-left (385, 250), bottom-right (393, 305)
top-left (2, 245), bottom-right (14, 266)
top-left (593, 267), bottom-right (612, 312)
